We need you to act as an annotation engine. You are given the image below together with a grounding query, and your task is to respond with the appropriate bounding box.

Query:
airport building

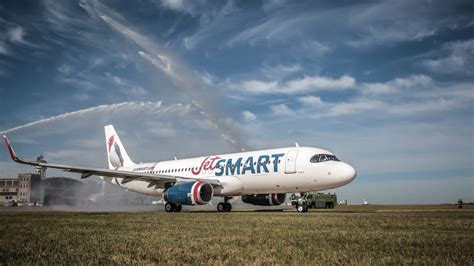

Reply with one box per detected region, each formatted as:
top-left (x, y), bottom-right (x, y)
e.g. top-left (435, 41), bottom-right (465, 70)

top-left (17, 173), bottom-right (42, 203)
top-left (0, 178), bottom-right (18, 203)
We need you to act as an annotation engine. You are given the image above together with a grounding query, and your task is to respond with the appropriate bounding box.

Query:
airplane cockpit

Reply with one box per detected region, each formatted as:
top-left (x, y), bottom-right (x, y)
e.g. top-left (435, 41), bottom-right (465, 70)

top-left (310, 154), bottom-right (340, 163)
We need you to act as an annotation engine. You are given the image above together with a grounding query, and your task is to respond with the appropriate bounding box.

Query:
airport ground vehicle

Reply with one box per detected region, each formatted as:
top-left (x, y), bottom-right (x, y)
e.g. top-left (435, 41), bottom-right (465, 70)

top-left (290, 192), bottom-right (337, 212)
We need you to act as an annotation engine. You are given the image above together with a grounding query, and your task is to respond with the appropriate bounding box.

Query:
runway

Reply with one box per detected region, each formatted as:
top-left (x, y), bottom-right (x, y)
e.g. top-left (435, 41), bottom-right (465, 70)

top-left (0, 203), bottom-right (471, 213)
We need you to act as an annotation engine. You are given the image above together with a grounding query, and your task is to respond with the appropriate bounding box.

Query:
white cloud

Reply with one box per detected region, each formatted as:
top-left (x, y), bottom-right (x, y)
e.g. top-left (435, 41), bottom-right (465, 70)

top-left (362, 83), bottom-right (395, 95)
top-left (347, 1), bottom-right (458, 47)
top-left (0, 25), bottom-right (37, 56)
top-left (270, 104), bottom-right (293, 116)
top-left (298, 96), bottom-right (323, 106)
top-left (160, 0), bottom-right (236, 19)
top-left (7, 26), bottom-right (25, 43)
top-left (388, 98), bottom-right (460, 115)
top-left (57, 64), bottom-right (73, 75)
top-left (228, 13), bottom-right (313, 46)
top-left (160, 0), bottom-right (185, 10)
top-left (422, 39), bottom-right (474, 75)
top-left (294, 40), bottom-right (331, 57)
top-left (315, 77), bottom-right (468, 118)
top-left (225, 1), bottom-right (466, 49)
top-left (261, 64), bottom-right (301, 79)
top-left (240, 80), bottom-right (278, 94)
top-left (361, 74), bottom-right (432, 95)
top-left (258, 75), bottom-right (471, 119)
top-left (324, 98), bottom-right (383, 117)
top-left (241, 110), bottom-right (256, 122)
top-left (287, 75), bottom-right (355, 92)
top-left (0, 42), bottom-right (7, 55)
top-left (160, 0), bottom-right (238, 50)
top-left (232, 74), bottom-right (355, 95)
top-left (130, 86), bottom-right (147, 96)
top-left (348, 23), bottom-right (437, 48)
top-left (424, 55), bottom-right (465, 73)
top-left (390, 74), bottom-right (432, 88)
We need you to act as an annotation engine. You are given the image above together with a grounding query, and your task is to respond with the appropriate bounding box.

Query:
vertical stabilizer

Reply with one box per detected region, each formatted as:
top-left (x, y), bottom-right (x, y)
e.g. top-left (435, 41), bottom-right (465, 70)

top-left (104, 125), bottom-right (135, 169)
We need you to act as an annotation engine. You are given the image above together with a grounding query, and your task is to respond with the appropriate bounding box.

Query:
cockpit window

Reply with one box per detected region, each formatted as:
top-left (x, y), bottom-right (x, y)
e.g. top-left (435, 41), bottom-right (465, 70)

top-left (310, 154), bottom-right (340, 163)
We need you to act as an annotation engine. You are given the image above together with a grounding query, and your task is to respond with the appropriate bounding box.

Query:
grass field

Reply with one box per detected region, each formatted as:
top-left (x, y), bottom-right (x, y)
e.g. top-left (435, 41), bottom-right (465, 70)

top-left (0, 206), bottom-right (473, 264)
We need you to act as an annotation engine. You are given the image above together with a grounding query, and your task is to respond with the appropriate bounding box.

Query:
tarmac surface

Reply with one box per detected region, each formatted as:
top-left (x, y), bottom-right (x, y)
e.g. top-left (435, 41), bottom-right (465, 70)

top-left (1, 204), bottom-right (471, 213)
top-left (0, 204), bottom-right (292, 213)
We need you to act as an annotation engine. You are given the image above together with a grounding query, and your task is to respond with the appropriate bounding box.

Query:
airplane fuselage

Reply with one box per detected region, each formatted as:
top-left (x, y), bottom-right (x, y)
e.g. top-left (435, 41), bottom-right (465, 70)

top-left (3, 126), bottom-right (357, 212)
top-left (107, 146), bottom-right (357, 197)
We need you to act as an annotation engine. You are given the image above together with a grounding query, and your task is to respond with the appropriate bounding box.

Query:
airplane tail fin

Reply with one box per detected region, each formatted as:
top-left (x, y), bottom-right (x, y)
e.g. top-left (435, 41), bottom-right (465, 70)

top-left (104, 125), bottom-right (135, 169)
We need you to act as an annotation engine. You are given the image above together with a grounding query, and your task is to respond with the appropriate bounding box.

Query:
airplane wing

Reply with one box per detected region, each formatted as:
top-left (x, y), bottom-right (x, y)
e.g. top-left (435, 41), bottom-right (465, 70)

top-left (2, 135), bottom-right (221, 188)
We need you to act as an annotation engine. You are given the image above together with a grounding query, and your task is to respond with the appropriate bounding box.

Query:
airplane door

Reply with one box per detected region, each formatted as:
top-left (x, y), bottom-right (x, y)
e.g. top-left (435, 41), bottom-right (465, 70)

top-left (285, 150), bottom-right (298, 174)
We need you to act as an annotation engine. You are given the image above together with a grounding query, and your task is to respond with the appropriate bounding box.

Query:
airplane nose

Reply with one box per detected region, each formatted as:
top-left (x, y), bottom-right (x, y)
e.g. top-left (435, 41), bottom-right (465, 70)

top-left (341, 162), bottom-right (357, 184)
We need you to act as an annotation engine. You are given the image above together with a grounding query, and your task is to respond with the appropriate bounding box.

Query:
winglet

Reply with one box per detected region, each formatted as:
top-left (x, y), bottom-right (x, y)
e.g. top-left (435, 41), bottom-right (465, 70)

top-left (3, 135), bottom-right (18, 161)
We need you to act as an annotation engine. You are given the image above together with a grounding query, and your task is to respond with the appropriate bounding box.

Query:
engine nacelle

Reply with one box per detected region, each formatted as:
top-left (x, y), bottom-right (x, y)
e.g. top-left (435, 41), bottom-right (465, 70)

top-left (241, 193), bottom-right (286, 206)
top-left (163, 181), bottom-right (213, 205)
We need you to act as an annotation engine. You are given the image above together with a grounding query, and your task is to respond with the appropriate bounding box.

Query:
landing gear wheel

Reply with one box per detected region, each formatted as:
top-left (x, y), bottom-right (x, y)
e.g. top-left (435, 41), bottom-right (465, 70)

top-left (165, 202), bottom-right (176, 212)
top-left (218, 197), bottom-right (233, 212)
top-left (174, 205), bottom-right (182, 212)
top-left (217, 202), bottom-right (226, 212)
top-left (297, 204), bottom-right (308, 213)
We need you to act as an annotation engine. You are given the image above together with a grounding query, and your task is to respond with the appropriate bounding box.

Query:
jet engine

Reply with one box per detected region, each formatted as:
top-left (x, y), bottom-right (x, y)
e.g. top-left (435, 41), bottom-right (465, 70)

top-left (163, 181), bottom-right (213, 205)
top-left (241, 193), bottom-right (286, 206)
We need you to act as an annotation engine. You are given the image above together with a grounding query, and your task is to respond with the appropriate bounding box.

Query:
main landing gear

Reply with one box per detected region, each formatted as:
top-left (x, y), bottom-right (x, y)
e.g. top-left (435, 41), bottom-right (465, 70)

top-left (217, 197), bottom-right (232, 212)
top-left (165, 202), bottom-right (182, 212)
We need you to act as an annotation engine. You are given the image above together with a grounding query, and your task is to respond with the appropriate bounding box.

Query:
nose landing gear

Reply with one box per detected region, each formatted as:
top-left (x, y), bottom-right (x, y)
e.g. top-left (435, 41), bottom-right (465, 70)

top-left (296, 204), bottom-right (308, 213)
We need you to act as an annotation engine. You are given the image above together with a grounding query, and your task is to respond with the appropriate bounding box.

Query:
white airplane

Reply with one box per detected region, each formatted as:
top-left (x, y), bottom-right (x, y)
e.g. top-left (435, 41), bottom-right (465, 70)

top-left (2, 125), bottom-right (356, 212)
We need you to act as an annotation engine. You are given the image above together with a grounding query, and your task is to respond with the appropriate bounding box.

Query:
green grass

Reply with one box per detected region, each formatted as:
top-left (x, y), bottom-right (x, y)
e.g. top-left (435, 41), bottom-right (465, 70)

top-left (0, 208), bottom-right (473, 264)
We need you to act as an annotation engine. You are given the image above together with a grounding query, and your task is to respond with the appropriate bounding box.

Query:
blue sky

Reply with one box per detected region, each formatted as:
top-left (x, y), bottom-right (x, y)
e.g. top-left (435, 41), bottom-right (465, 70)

top-left (0, 0), bottom-right (473, 204)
